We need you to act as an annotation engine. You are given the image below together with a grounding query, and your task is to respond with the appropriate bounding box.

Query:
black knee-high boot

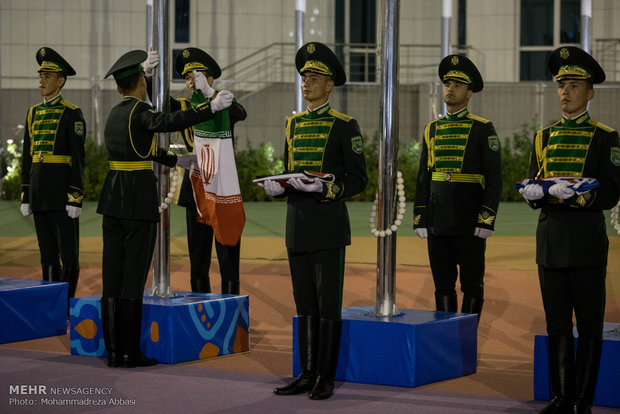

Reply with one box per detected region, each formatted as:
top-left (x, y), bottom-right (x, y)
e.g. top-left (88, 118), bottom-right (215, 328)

top-left (191, 277), bottom-right (211, 293)
top-left (42, 264), bottom-right (60, 282)
top-left (118, 297), bottom-right (158, 368)
top-left (60, 266), bottom-right (80, 299)
top-left (221, 280), bottom-right (240, 295)
top-left (435, 292), bottom-right (457, 312)
top-left (274, 315), bottom-right (318, 395)
top-left (539, 336), bottom-right (575, 413)
top-left (574, 337), bottom-right (603, 414)
top-left (461, 295), bottom-right (484, 325)
top-left (101, 296), bottom-right (120, 367)
top-left (308, 319), bottom-right (342, 400)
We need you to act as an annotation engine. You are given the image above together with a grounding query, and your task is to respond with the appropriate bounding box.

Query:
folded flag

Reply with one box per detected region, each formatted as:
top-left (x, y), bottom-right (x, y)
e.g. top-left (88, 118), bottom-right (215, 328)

top-left (514, 177), bottom-right (599, 194)
top-left (253, 171), bottom-right (335, 187)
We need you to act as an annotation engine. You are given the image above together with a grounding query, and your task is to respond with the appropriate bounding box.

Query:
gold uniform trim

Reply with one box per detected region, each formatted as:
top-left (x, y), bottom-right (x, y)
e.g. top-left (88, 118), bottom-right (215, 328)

top-left (109, 161), bottom-right (153, 171)
top-left (431, 171), bottom-right (484, 185)
top-left (32, 154), bottom-right (72, 165)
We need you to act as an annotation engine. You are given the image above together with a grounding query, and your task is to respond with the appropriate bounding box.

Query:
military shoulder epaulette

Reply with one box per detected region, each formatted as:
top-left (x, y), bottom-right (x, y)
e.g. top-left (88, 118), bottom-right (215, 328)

top-left (467, 113), bottom-right (490, 124)
top-left (288, 110), bottom-right (308, 122)
top-left (328, 108), bottom-right (353, 122)
top-left (60, 99), bottom-right (78, 110)
top-left (588, 118), bottom-right (615, 133)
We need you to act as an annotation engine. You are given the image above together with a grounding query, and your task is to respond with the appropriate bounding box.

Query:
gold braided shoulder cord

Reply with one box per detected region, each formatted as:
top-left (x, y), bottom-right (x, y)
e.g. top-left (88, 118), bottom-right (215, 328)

top-left (128, 101), bottom-right (157, 159)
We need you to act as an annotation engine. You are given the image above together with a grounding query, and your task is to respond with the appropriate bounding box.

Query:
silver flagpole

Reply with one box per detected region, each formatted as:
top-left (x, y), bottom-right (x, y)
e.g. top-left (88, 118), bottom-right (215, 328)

top-left (371, 0), bottom-right (400, 317)
top-left (441, 0), bottom-right (452, 116)
top-left (150, 0), bottom-right (172, 297)
top-left (295, 0), bottom-right (305, 113)
top-left (581, 0), bottom-right (592, 53)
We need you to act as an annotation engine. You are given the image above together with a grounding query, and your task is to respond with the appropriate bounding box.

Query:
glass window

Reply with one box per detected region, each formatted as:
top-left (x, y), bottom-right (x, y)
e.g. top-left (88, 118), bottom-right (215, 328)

top-left (175, 0), bottom-right (190, 43)
top-left (458, 0), bottom-right (467, 47)
top-left (172, 49), bottom-right (184, 80)
top-left (560, 0), bottom-right (580, 43)
top-left (520, 0), bottom-right (553, 46)
top-left (520, 51), bottom-right (552, 81)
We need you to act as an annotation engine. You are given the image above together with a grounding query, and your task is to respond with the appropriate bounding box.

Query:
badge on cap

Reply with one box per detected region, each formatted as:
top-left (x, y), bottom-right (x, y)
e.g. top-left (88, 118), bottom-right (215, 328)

top-left (307, 44), bottom-right (316, 54)
top-left (451, 56), bottom-right (459, 65)
top-left (560, 48), bottom-right (570, 59)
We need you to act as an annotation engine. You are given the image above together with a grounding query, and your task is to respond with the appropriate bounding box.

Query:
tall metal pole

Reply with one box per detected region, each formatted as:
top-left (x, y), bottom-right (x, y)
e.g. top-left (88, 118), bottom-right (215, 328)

top-left (581, 0), bottom-right (592, 53)
top-left (372, 0), bottom-right (400, 317)
top-left (295, 0), bottom-right (305, 113)
top-left (150, 0), bottom-right (172, 297)
top-left (441, 0), bottom-right (452, 115)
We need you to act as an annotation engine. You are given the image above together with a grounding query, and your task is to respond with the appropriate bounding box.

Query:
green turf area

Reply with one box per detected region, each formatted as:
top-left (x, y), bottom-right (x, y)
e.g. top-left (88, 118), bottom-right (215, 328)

top-left (0, 200), bottom-right (616, 238)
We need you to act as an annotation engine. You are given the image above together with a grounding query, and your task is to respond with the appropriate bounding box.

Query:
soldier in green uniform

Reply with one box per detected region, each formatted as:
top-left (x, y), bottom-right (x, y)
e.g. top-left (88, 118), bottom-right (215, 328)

top-left (97, 50), bottom-right (233, 368)
top-left (519, 47), bottom-right (620, 414)
top-left (259, 42), bottom-right (367, 400)
top-left (20, 47), bottom-right (85, 301)
top-left (413, 55), bottom-right (502, 322)
top-left (170, 47), bottom-right (247, 294)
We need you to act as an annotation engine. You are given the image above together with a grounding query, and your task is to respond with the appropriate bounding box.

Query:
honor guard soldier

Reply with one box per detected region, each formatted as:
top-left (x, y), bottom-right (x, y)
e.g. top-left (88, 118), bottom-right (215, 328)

top-left (413, 55), bottom-right (502, 323)
top-left (259, 42), bottom-right (368, 400)
top-left (97, 50), bottom-right (233, 368)
top-left (20, 47), bottom-right (86, 302)
top-left (169, 47), bottom-right (247, 294)
top-left (519, 47), bottom-right (620, 414)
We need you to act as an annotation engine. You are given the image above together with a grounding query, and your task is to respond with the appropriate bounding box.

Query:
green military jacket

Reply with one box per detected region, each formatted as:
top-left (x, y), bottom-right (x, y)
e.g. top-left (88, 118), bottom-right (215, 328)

top-left (413, 108), bottom-right (502, 236)
top-left (21, 95), bottom-right (86, 211)
top-left (525, 112), bottom-right (620, 267)
top-left (97, 96), bottom-right (216, 222)
top-left (281, 102), bottom-right (368, 252)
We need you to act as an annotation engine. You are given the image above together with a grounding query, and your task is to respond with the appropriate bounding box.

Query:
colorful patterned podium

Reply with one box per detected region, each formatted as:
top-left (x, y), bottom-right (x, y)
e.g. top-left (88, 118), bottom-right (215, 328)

top-left (293, 306), bottom-right (478, 387)
top-left (70, 292), bottom-right (249, 364)
top-left (534, 323), bottom-right (620, 408)
top-left (0, 276), bottom-right (68, 344)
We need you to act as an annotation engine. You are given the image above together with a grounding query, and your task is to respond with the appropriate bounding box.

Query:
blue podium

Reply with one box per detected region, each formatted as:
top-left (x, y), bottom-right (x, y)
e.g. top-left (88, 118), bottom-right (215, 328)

top-left (70, 292), bottom-right (249, 364)
top-left (534, 323), bottom-right (620, 408)
top-left (293, 306), bottom-right (478, 387)
top-left (0, 276), bottom-right (68, 344)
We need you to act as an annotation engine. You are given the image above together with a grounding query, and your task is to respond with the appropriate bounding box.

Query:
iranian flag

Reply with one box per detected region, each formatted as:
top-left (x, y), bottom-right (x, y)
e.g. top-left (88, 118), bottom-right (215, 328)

top-left (190, 123), bottom-right (245, 246)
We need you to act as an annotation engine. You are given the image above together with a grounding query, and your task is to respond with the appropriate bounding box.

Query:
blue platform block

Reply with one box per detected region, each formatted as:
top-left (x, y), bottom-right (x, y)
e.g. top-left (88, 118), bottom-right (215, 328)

top-left (0, 276), bottom-right (68, 344)
top-left (70, 292), bottom-right (249, 364)
top-left (534, 323), bottom-right (620, 408)
top-left (293, 306), bottom-right (478, 387)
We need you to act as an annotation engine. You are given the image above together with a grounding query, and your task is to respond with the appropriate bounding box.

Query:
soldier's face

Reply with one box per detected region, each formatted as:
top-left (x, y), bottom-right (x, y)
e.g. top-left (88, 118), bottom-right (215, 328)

top-left (442, 80), bottom-right (472, 109)
top-left (301, 73), bottom-right (334, 108)
top-left (557, 79), bottom-right (594, 118)
top-left (38, 72), bottom-right (65, 99)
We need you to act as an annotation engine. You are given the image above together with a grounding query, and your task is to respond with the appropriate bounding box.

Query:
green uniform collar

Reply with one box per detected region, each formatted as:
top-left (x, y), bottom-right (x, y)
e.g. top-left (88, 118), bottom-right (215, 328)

top-left (443, 107), bottom-right (469, 122)
top-left (561, 111), bottom-right (590, 127)
top-left (42, 94), bottom-right (63, 107)
top-left (305, 102), bottom-right (331, 119)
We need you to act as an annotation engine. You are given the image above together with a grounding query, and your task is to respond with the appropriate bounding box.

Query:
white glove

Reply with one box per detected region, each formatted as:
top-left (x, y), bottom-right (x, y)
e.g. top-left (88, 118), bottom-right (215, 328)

top-left (20, 203), bottom-right (32, 217)
top-left (176, 153), bottom-right (197, 170)
top-left (414, 228), bottom-right (428, 239)
top-left (210, 90), bottom-right (234, 113)
top-left (193, 71), bottom-right (215, 98)
top-left (258, 180), bottom-right (285, 196)
top-left (519, 183), bottom-right (544, 200)
top-left (474, 227), bottom-right (493, 239)
top-left (288, 177), bottom-right (323, 193)
top-left (66, 205), bottom-right (81, 219)
top-left (143, 49), bottom-right (160, 77)
top-left (548, 181), bottom-right (575, 200)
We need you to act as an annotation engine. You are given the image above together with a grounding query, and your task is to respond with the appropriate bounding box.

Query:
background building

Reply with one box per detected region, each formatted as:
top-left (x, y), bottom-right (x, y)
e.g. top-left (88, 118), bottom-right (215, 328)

top-left (1, 0), bottom-right (620, 153)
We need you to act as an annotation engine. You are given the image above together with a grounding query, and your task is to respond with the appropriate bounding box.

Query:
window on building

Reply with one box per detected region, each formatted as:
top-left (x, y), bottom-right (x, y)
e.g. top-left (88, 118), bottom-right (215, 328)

top-left (519, 0), bottom-right (580, 80)
top-left (335, 0), bottom-right (376, 82)
top-left (457, 0), bottom-right (467, 48)
top-left (172, 49), bottom-right (184, 80)
top-left (175, 0), bottom-right (190, 44)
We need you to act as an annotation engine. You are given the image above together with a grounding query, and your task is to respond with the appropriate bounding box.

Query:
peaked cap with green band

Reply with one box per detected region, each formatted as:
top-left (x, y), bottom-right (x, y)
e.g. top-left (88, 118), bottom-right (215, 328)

top-left (36, 47), bottom-right (76, 76)
top-left (438, 54), bottom-right (483, 93)
top-left (105, 50), bottom-right (147, 80)
top-left (295, 42), bottom-right (346, 86)
top-left (548, 46), bottom-right (605, 84)
top-left (175, 47), bottom-right (221, 79)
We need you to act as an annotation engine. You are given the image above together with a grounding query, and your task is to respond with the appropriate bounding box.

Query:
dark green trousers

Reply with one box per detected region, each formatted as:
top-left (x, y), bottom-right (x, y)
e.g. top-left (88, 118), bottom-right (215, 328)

top-left (33, 210), bottom-right (79, 268)
top-left (102, 216), bottom-right (157, 299)
top-left (287, 247), bottom-right (345, 320)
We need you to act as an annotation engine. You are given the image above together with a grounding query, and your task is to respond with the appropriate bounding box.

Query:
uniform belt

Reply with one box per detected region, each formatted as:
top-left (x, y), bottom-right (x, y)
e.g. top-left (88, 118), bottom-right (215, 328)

top-left (432, 171), bottom-right (484, 185)
top-left (109, 161), bottom-right (152, 171)
top-left (32, 154), bottom-right (72, 166)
